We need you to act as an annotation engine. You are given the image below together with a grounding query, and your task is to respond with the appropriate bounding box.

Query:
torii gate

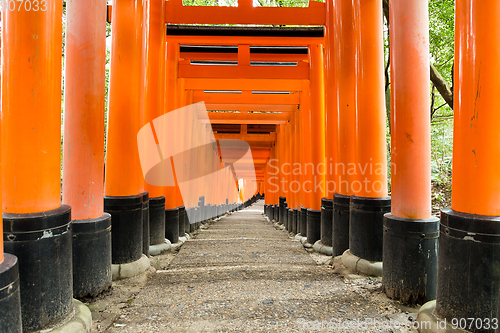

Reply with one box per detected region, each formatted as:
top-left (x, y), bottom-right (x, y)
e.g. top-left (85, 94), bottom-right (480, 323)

top-left (0, 1), bottom-right (499, 333)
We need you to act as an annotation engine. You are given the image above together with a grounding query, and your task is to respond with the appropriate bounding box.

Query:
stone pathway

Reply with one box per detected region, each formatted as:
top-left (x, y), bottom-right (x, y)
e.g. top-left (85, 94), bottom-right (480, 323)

top-left (94, 200), bottom-right (418, 332)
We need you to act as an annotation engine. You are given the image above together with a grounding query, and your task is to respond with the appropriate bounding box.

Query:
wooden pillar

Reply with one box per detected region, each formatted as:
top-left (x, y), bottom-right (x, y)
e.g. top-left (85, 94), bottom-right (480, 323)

top-left (142, 0), bottom-right (167, 200)
top-left (164, 41), bottom-right (180, 209)
top-left (105, 0), bottom-right (144, 197)
top-left (428, 0), bottom-right (500, 325)
top-left (334, 0), bottom-right (357, 197)
top-left (1, 2), bottom-right (73, 330)
top-left (300, 81), bottom-right (312, 211)
top-left (104, 0), bottom-right (146, 269)
top-left (308, 44), bottom-right (326, 211)
top-left (63, 0), bottom-right (112, 297)
top-left (324, 0), bottom-right (338, 199)
top-left (385, 0), bottom-right (438, 306)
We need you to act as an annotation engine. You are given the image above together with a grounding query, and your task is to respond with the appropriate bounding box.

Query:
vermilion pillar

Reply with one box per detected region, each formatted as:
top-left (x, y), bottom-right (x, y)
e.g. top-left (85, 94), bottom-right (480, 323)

top-left (277, 124), bottom-right (287, 227)
top-left (354, 0), bottom-right (387, 200)
top-left (320, 0), bottom-right (338, 254)
top-left (298, 95), bottom-right (310, 238)
top-left (321, 3), bottom-right (336, 250)
top-left (63, 0), bottom-right (107, 220)
top-left (384, 0), bottom-right (439, 306)
top-left (291, 110), bottom-right (299, 235)
top-left (300, 82), bottom-right (312, 212)
top-left (324, 0), bottom-right (338, 199)
top-left (334, 0), bottom-right (356, 197)
top-left (141, 0), bottom-right (169, 255)
top-left (284, 120), bottom-right (292, 231)
top-left (104, 0), bottom-right (148, 272)
top-left (270, 146), bottom-right (278, 221)
top-left (307, 44), bottom-right (326, 246)
top-left (142, 0), bottom-right (166, 199)
top-left (2, 3), bottom-right (73, 331)
top-left (285, 116), bottom-right (294, 234)
top-left (174, 78), bottom-right (186, 210)
top-left (264, 160), bottom-right (270, 217)
top-left (331, 0), bottom-right (356, 258)
top-left (347, 0), bottom-right (391, 267)
top-left (424, 0), bottom-right (500, 327)
top-left (0, 29), bottom-right (22, 329)
top-left (63, 0), bottom-right (111, 297)
top-left (105, 0), bottom-right (144, 197)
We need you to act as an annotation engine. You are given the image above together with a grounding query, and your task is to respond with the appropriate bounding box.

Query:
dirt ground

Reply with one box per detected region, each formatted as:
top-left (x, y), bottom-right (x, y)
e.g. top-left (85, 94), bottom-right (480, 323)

top-left (82, 201), bottom-right (422, 333)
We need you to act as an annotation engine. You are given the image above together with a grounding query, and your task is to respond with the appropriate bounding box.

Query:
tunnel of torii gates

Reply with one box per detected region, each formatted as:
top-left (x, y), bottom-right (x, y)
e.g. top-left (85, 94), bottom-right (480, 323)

top-left (0, 0), bottom-right (500, 332)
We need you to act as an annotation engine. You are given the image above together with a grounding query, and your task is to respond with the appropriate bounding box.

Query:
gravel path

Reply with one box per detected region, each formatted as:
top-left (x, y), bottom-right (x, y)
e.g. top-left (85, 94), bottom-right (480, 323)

top-left (93, 200), bottom-right (419, 333)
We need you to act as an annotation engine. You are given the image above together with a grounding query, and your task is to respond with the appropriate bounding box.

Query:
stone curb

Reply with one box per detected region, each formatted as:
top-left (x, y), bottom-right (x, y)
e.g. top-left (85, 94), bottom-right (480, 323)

top-left (171, 240), bottom-right (185, 251)
top-left (341, 249), bottom-right (382, 277)
top-left (295, 234), bottom-right (307, 243)
top-left (42, 299), bottom-right (92, 333)
top-left (112, 254), bottom-right (150, 281)
top-left (150, 239), bottom-right (172, 256)
top-left (416, 300), bottom-right (470, 333)
top-left (312, 240), bottom-right (333, 256)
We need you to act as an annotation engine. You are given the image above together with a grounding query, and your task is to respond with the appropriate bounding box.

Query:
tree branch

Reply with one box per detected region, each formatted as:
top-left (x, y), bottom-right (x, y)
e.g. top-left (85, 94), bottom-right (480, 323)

top-left (430, 63), bottom-right (454, 109)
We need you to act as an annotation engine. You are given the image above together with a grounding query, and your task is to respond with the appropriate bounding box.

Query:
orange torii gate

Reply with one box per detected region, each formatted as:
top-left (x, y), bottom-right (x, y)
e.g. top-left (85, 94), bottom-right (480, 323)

top-left (1, 0), bottom-right (500, 332)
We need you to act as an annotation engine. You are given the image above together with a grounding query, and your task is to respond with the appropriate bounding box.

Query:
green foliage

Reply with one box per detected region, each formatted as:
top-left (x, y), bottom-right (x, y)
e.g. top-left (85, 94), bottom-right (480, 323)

top-left (429, 0), bottom-right (454, 187)
top-left (429, 0), bottom-right (454, 83)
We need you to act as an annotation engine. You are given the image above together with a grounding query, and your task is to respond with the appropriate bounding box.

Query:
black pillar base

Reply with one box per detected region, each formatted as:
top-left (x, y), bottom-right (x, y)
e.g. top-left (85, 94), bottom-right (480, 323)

top-left (436, 208), bottom-right (500, 333)
top-left (264, 204), bottom-right (268, 217)
top-left (72, 213), bottom-right (112, 298)
top-left (141, 192), bottom-right (150, 257)
top-left (307, 209), bottom-right (321, 244)
top-left (105, 195), bottom-right (143, 265)
top-left (0, 253), bottom-right (22, 333)
top-left (321, 198), bottom-right (333, 247)
top-left (349, 196), bottom-right (391, 262)
top-left (149, 197), bottom-right (166, 246)
top-left (187, 208), bottom-right (196, 232)
top-left (183, 206), bottom-right (190, 233)
top-left (291, 208), bottom-right (298, 235)
top-left (300, 207), bottom-right (307, 237)
top-left (283, 202), bottom-right (289, 229)
top-left (165, 208), bottom-right (179, 244)
top-left (3, 205), bottom-right (73, 331)
top-left (278, 197), bottom-right (286, 224)
top-left (296, 207), bottom-right (302, 233)
top-left (383, 213), bottom-right (439, 305)
top-left (287, 208), bottom-right (293, 233)
top-left (333, 194), bottom-right (350, 257)
top-left (178, 206), bottom-right (186, 237)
